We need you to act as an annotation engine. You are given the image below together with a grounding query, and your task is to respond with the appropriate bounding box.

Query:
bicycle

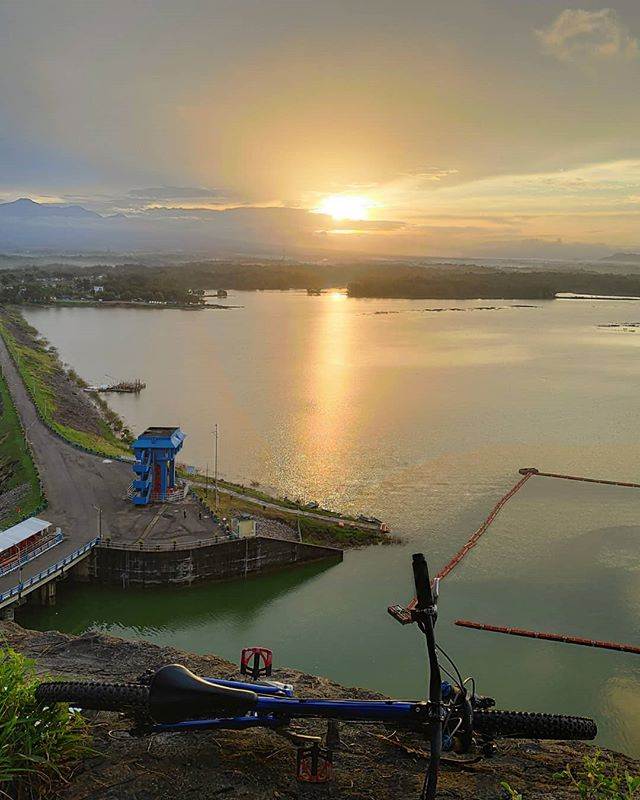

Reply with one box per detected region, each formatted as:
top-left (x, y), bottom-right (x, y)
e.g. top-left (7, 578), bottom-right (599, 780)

top-left (35, 553), bottom-right (597, 799)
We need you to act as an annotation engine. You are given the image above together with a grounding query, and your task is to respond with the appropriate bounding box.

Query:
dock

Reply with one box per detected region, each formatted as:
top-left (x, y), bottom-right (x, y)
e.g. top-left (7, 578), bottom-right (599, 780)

top-left (84, 379), bottom-right (146, 394)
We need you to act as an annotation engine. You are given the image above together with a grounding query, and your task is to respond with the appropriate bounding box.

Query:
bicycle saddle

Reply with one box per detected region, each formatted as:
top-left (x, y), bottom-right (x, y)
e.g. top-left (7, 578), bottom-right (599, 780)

top-left (148, 664), bottom-right (258, 723)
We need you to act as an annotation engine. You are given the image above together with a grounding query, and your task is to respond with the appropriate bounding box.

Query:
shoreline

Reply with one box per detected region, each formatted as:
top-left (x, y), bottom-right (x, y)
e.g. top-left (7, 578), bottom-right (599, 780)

top-left (29, 299), bottom-right (241, 310)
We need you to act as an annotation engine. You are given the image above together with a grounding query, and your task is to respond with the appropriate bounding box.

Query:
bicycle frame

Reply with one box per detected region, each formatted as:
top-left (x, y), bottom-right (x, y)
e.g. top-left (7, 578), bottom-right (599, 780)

top-left (151, 679), bottom-right (425, 733)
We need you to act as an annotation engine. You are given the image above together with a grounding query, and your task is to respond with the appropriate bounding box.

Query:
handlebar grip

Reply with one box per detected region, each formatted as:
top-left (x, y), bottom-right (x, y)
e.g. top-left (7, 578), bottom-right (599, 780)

top-left (412, 553), bottom-right (433, 610)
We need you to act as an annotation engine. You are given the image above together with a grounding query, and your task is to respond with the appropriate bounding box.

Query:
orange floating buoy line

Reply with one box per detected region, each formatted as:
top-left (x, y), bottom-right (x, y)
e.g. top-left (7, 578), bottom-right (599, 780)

top-left (434, 471), bottom-right (534, 584)
top-left (455, 619), bottom-right (640, 656)
top-left (522, 466), bottom-right (640, 489)
top-left (388, 471), bottom-right (534, 623)
top-left (389, 465), bottom-right (640, 626)
top-left (444, 469), bottom-right (640, 653)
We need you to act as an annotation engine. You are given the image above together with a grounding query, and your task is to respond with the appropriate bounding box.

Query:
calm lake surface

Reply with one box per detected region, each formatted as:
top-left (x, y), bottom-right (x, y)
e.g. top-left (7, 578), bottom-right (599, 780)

top-left (19, 292), bottom-right (640, 755)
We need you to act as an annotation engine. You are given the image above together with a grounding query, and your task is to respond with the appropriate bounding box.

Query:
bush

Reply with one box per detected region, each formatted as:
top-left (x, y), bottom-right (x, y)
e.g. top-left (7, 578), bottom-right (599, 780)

top-left (556, 751), bottom-right (640, 799)
top-left (0, 648), bottom-right (92, 799)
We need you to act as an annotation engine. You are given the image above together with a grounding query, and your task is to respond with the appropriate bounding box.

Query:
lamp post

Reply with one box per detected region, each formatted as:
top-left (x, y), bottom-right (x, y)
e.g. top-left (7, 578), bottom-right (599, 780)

top-left (213, 424), bottom-right (219, 509)
top-left (93, 505), bottom-right (102, 539)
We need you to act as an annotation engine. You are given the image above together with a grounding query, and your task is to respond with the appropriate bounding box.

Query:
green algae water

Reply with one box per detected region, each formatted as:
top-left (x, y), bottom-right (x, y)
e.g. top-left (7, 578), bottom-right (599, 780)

top-left (19, 293), bottom-right (640, 756)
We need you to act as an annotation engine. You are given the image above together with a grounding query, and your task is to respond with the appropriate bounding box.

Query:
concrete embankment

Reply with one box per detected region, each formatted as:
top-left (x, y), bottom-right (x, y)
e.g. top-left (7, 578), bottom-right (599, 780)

top-left (4, 621), bottom-right (638, 800)
top-left (92, 536), bottom-right (342, 586)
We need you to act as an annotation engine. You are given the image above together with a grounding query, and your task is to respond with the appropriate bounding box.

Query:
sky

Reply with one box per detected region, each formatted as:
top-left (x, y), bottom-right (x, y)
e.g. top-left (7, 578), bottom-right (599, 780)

top-left (2, 1), bottom-right (640, 259)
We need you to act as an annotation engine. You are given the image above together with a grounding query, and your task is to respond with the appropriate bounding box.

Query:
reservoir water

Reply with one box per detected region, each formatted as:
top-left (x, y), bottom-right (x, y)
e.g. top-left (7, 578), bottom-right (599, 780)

top-left (18, 292), bottom-right (640, 755)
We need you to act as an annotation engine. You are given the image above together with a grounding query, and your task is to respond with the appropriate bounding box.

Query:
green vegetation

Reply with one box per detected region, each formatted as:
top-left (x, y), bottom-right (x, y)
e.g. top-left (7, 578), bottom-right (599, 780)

top-left (0, 647), bottom-right (92, 799)
top-left (180, 468), bottom-right (364, 522)
top-left (0, 309), bottom-right (130, 458)
top-left (7, 259), bottom-right (640, 304)
top-left (501, 783), bottom-right (523, 800)
top-left (0, 265), bottom-right (204, 305)
top-left (556, 751), bottom-right (640, 799)
top-left (347, 266), bottom-right (640, 299)
top-left (0, 367), bottom-right (43, 526)
top-left (193, 486), bottom-right (386, 547)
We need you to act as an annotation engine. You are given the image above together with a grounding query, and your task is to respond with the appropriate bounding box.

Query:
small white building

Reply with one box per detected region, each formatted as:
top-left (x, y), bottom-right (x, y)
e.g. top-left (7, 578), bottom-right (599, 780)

top-left (234, 516), bottom-right (257, 538)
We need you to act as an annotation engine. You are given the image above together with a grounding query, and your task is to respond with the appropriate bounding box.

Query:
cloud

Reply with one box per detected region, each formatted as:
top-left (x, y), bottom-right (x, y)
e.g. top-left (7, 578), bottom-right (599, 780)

top-left (536, 8), bottom-right (639, 64)
top-left (400, 167), bottom-right (459, 182)
top-left (127, 186), bottom-right (230, 202)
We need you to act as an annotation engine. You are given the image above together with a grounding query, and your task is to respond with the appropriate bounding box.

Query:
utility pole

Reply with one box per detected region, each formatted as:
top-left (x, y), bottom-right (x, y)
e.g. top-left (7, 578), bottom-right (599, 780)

top-left (93, 505), bottom-right (102, 539)
top-left (213, 424), bottom-right (219, 509)
top-left (205, 462), bottom-right (209, 502)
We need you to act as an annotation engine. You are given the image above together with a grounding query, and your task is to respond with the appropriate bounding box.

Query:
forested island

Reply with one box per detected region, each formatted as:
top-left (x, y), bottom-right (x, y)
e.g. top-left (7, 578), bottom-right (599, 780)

top-left (4, 259), bottom-right (640, 304)
top-left (346, 267), bottom-right (640, 299)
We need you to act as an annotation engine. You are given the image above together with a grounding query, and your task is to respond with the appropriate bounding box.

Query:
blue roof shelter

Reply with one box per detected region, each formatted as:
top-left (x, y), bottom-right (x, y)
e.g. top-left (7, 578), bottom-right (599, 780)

top-left (131, 426), bottom-right (186, 505)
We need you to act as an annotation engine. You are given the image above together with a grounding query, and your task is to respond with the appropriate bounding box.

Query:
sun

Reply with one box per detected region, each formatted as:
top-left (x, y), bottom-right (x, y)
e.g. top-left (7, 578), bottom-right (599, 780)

top-left (315, 194), bottom-right (374, 221)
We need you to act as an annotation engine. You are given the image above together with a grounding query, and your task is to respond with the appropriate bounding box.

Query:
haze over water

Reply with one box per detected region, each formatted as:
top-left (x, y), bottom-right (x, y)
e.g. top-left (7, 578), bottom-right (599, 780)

top-left (20, 292), bottom-right (640, 756)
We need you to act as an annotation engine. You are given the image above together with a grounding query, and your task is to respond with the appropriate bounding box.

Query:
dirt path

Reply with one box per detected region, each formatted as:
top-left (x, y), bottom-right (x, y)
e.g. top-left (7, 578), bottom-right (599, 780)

top-left (0, 334), bottom-right (131, 595)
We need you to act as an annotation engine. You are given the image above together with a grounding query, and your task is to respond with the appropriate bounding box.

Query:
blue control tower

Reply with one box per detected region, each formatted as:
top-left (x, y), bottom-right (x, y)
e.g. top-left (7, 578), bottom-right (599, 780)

top-left (131, 426), bottom-right (186, 506)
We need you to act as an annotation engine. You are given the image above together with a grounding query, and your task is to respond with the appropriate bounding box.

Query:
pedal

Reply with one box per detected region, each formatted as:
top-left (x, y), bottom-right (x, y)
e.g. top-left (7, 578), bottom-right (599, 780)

top-left (240, 647), bottom-right (273, 679)
top-left (296, 741), bottom-right (333, 783)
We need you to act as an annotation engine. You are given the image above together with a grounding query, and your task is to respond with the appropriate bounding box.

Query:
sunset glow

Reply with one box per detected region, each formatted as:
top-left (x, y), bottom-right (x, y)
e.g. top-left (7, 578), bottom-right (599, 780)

top-left (315, 195), bottom-right (374, 222)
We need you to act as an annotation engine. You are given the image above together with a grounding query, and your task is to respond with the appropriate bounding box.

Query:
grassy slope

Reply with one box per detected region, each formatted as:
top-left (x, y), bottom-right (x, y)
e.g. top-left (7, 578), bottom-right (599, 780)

top-left (0, 368), bottom-right (43, 527)
top-left (0, 311), bottom-right (129, 459)
top-left (193, 487), bottom-right (385, 548)
top-left (180, 469), bottom-right (366, 523)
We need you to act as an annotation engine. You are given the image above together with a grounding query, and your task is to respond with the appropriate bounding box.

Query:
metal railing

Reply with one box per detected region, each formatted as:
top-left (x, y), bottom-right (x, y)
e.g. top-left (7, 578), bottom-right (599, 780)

top-left (99, 533), bottom-right (236, 552)
top-left (0, 537), bottom-right (100, 605)
top-left (0, 530), bottom-right (64, 578)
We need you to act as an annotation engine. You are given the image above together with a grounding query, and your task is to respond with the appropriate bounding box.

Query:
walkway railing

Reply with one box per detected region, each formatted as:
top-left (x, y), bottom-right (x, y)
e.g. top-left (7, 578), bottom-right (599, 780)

top-left (0, 530), bottom-right (64, 578)
top-left (0, 537), bottom-right (100, 605)
top-left (99, 534), bottom-right (235, 552)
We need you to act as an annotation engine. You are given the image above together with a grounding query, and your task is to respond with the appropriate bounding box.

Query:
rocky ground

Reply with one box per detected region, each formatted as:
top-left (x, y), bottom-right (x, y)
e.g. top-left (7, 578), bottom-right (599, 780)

top-left (4, 622), bottom-right (639, 800)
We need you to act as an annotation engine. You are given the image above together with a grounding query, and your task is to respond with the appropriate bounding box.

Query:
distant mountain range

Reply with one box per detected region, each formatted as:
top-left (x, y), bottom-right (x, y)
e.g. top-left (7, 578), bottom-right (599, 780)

top-left (0, 198), bottom-right (320, 255)
top-left (0, 198), bottom-right (101, 220)
top-left (601, 252), bottom-right (640, 263)
top-left (0, 198), bottom-right (633, 263)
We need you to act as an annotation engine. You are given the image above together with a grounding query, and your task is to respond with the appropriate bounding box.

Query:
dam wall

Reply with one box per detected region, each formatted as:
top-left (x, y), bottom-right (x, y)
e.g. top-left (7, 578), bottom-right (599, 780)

top-left (90, 536), bottom-right (342, 587)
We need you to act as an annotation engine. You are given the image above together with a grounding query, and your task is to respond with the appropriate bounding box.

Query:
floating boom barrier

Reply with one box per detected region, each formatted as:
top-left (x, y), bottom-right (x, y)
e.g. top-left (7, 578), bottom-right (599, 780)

top-left (389, 465), bottom-right (640, 626)
top-left (434, 471), bottom-right (534, 584)
top-left (388, 471), bottom-right (534, 622)
top-left (455, 619), bottom-right (640, 656)
top-left (521, 467), bottom-right (640, 490)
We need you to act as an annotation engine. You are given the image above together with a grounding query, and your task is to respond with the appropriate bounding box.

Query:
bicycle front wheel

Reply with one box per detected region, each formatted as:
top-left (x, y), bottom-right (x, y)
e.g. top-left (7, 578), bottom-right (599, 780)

top-left (473, 709), bottom-right (597, 740)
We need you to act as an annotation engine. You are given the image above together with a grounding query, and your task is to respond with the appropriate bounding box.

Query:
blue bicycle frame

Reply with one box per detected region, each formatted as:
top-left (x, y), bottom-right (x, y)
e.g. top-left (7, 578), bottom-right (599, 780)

top-left (152, 677), bottom-right (420, 733)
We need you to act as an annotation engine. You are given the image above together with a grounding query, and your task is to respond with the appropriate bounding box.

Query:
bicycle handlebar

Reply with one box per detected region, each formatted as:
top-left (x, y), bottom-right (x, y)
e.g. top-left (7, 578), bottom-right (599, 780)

top-left (411, 553), bottom-right (442, 800)
top-left (412, 553), bottom-right (434, 610)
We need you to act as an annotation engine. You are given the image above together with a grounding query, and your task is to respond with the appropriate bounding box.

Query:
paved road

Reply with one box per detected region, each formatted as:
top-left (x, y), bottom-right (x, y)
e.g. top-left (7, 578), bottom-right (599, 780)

top-left (0, 335), bottom-right (131, 596)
